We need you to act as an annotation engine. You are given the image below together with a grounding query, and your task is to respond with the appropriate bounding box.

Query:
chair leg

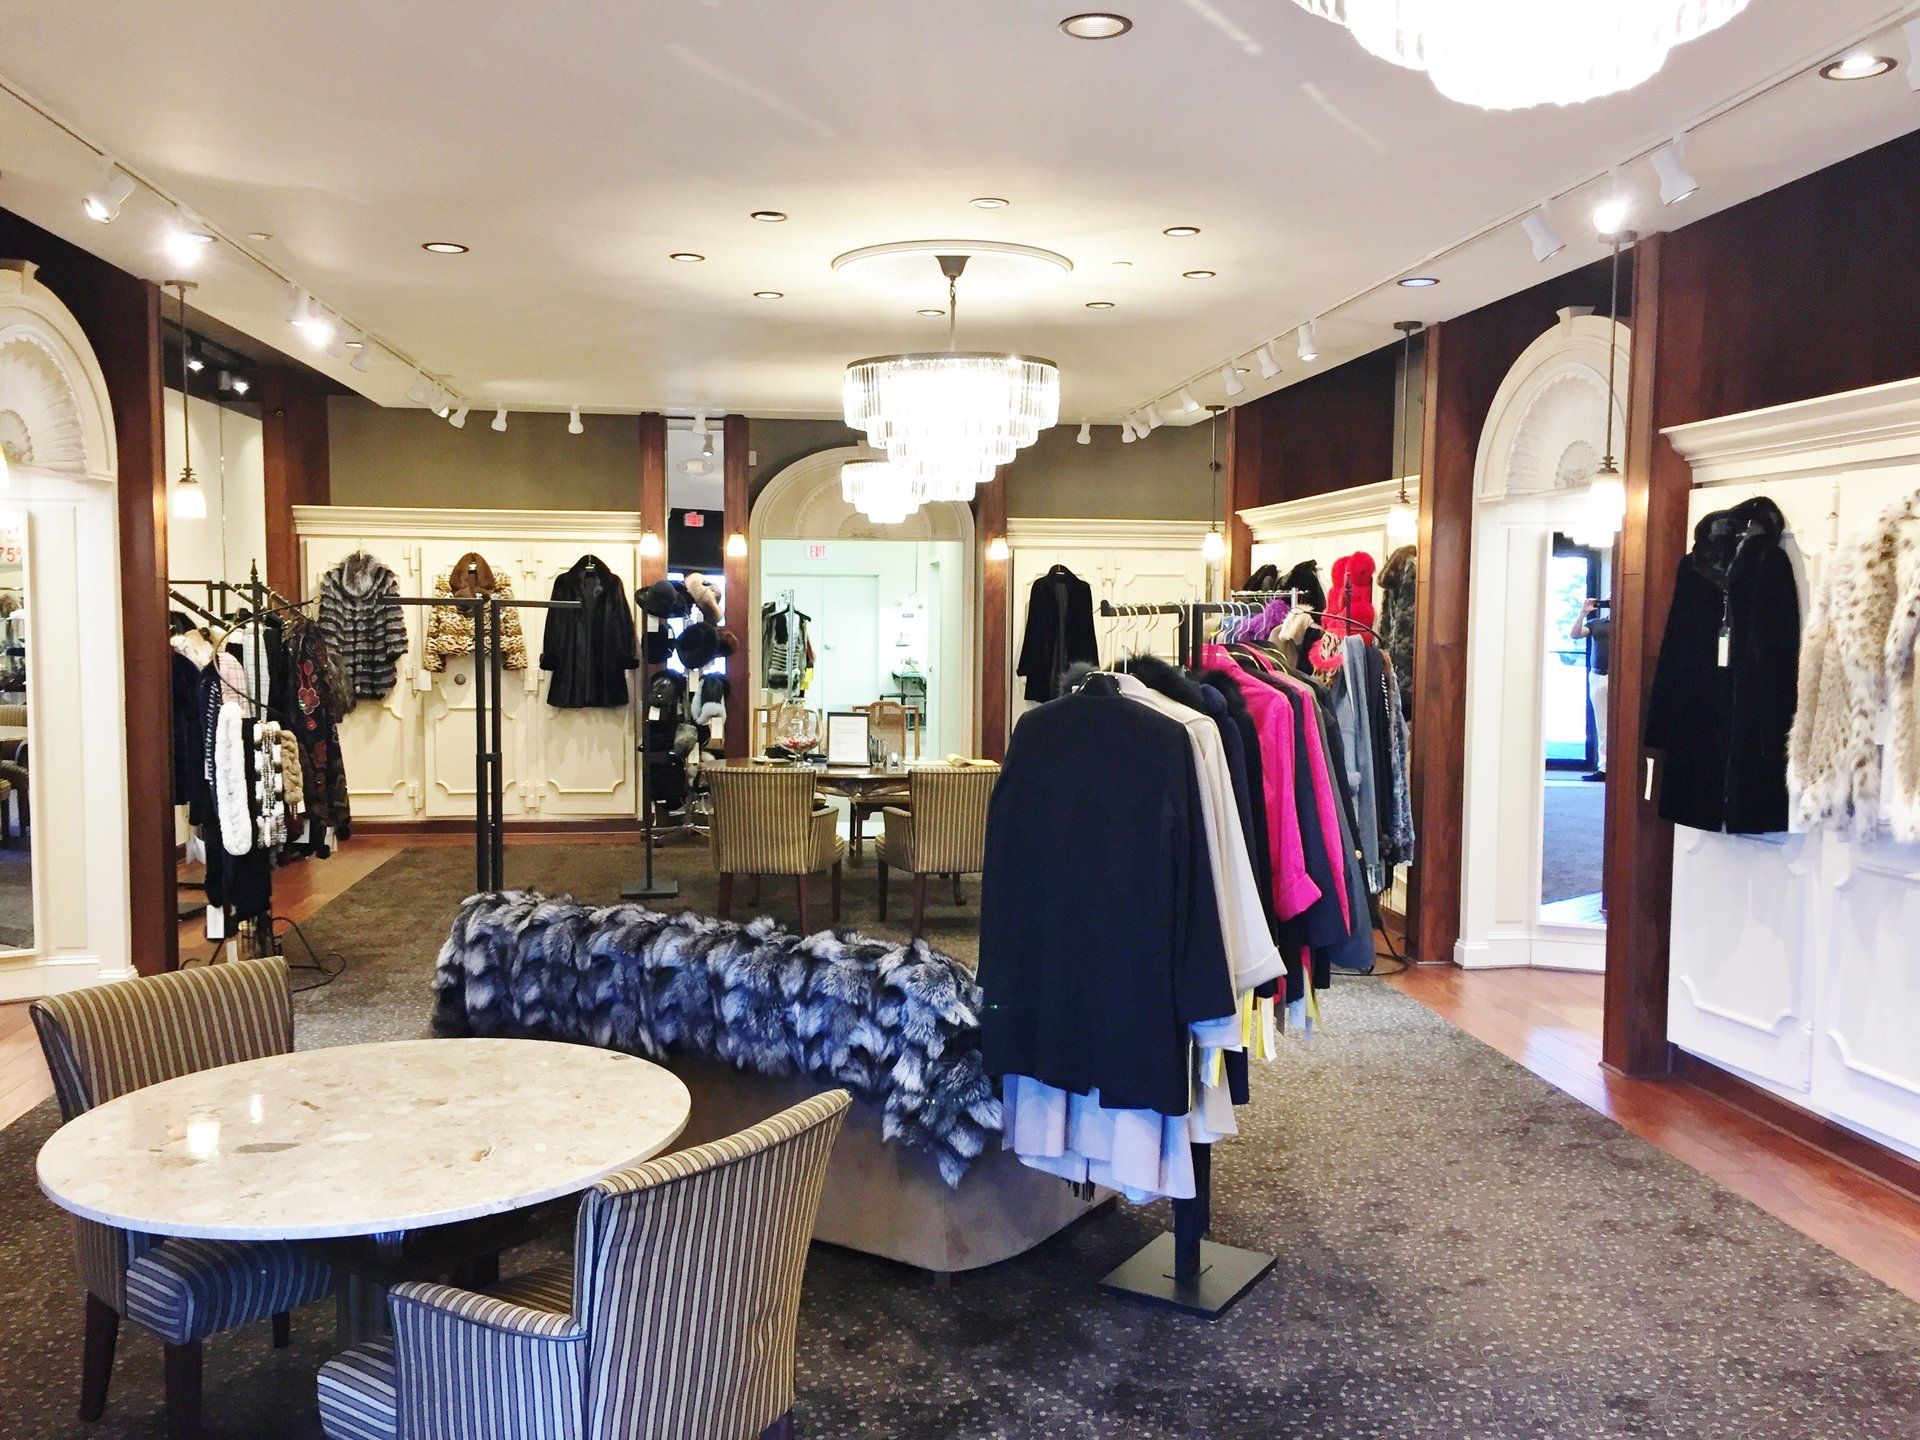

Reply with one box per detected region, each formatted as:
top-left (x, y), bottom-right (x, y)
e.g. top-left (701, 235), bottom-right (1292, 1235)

top-left (831, 861), bottom-right (843, 924)
top-left (796, 873), bottom-right (812, 932)
top-left (80, 1293), bottom-right (118, 1422)
top-left (877, 860), bottom-right (889, 920)
top-left (272, 1310), bottom-right (292, 1349)
top-left (717, 873), bottom-right (734, 921)
top-left (952, 873), bottom-right (964, 905)
top-left (760, 1413), bottom-right (797, 1440)
top-left (849, 808), bottom-right (863, 863)
top-left (164, 1341), bottom-right (203, 1440)
top-left (912, 873), bottom-right (927, 938)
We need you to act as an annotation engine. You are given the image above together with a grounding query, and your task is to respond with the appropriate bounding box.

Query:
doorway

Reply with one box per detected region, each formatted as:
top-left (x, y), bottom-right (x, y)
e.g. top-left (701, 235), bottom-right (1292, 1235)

top-left (1539, 533), bottom-right (1608, 927)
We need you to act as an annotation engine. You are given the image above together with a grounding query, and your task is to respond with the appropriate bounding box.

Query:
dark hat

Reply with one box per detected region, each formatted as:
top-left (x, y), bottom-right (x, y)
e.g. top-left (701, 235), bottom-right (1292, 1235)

top-left (644, 628), bottom-right (673, 665)
top-left (675, 620), bottom-right (720, 669)
top-left (646, 669), bottom-right (687, 713)
top-left (713, 627), bottom-right (739, 658)
top-left (638, 578), bottom-right (691, 620)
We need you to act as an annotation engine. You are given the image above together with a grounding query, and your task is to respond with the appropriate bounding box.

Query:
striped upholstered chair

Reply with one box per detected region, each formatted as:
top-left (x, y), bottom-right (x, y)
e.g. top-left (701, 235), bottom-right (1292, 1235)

top-left (875, 763), bottom-right (999, 937)
top-left (708, 766), bottom-right (845, 932)
top-left (317, 1089), bottom-right (851, 1440)
top-left (30, 956), bottom-right (333, 1438)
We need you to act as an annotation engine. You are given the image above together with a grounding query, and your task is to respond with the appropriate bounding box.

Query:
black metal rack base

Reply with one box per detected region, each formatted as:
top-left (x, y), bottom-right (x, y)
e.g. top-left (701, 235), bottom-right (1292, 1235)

top-left (1100, 1233), bottom-right (1276, 1318)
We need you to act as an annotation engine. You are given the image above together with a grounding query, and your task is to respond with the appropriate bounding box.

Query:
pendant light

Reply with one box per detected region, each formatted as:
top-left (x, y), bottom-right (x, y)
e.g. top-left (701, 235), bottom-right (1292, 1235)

top-left (1201, 407), bottom-right (1226, 566)
top-left (1386, 320), bottom-right (1420, 546)
top-left (1587, 231), bottom-right (1633, 541)
top-left (169, 280), bottom-right (207, 521)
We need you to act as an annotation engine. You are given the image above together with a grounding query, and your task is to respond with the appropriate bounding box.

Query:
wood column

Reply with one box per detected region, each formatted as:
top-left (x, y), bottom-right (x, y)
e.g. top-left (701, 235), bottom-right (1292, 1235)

top-left (259, 365), bottom-right (330, 599)
top-left (1222, 407), bottom-right (1257, 592)
top-left (721, 414), bottom-right (750, 757)
top-left (1603, 232), bottom-right (1687, 1076)
top-left (95, 275), bottom-right (176, 975)
top-left (637, 412), bottom-right (667, 589)
top-left (977, 468), bottom-right (1009, 761)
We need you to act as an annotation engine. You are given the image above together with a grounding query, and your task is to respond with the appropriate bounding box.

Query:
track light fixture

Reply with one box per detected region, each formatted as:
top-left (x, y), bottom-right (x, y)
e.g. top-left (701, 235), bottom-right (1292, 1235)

top-left (1256, 343), bottom-right (1281, 380)
top-left (1177, 387), bottom-right (1201, 416)
top-left (1296, 320), bottom-right (1319, 364)
top-left (1144, 402), bottom-right (1163, 429)
top-left (405, 375), bottom-right (434, 407)
top-left (1651, 137), bottom-right (1699, 206)
top-left (692, 410), bottom-right (709, 437)
top-left (449, 406), bottom-right (469, 428)
top-left (569, 405), bottom-right (584, 435)
top-left (350, 342), bottom-right (372, 373)
top-left (1522, 205), bottom-right (1565, 263)
top-left (491, 407), bottom-right (508, 432)
top-left (82, 159), bottom-right (135, 223)
top-left (1221, 363), bottom-right (1245, 398)
top-left (1077, 421), bottom-right (1092, 444)
top-left (1121, 420), bottom-right (1137, 444)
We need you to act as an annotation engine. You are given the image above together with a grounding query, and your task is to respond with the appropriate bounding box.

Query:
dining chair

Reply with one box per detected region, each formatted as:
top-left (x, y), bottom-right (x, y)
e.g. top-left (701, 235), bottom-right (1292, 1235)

top-left (875, 763), bottom-right (999, 937)
top-left (753, 703), bottom-right (821, 756)
top-left (316, 1090), bottom-right (852, 1440)
top-left (845, 700), bottom-right (916, 863)
top-left (708, 766), bottom-right (845, 931)
top-left (29, 956), bottom-right (334, 1439)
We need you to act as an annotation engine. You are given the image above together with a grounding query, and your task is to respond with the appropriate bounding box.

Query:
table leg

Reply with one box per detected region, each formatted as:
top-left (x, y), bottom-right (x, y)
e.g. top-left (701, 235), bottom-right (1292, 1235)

top-left (336, 1271), bottom-right (391, 1348)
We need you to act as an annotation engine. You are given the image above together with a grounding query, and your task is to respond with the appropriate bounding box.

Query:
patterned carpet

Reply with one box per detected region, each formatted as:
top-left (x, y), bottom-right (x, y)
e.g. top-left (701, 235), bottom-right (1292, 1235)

top-left (3, 839), bottom-right (1917, 1437)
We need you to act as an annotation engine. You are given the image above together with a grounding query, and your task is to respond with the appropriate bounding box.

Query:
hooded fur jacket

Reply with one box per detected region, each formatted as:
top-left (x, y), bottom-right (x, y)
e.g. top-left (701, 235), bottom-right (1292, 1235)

top-left (1790, 487), bottom-right (1920, 840)
top-left (423, 553), bottom-right (528, 672)
top-left (1324, 551), bottom-right (1377, 638)
top-left (1648, 497), bottom-right (1800, 835)
top-left (434, 893), bottom-right (1003, 1185)
top-left (319, 550), bottom-right (410, 703)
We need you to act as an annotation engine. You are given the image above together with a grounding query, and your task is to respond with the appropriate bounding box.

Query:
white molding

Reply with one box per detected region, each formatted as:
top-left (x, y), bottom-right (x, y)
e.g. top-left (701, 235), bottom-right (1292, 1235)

top-left (1006, 516), bottom-right (1213, 549)
top-left (1236, 477), bottom-right (1418, 540)
top-left (1664, 376), bottom-right (1920, 487)
top-left (293, 505), bottom-right (648, 541)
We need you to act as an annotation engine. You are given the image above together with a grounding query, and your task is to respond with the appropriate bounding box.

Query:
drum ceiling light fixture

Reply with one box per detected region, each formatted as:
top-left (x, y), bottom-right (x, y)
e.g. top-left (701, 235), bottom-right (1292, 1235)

top-left (841, 246), bottom-right (1062, 508)
top-left (1289, 0), bottom-right (1751, 110)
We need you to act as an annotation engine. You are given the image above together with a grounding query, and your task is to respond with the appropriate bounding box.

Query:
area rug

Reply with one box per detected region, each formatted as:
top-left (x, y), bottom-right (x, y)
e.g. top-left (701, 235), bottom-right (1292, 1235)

top-left (1, 840), bottom-right (1916, 1437)
top-left (1542, 779), bottom-right (1606, 905)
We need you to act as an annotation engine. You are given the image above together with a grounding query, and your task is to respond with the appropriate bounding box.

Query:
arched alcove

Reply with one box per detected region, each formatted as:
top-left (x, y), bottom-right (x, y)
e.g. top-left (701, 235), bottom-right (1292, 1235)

top-left (1457, 312), bottom-right (1629, 972)
top-left (748, 445), bottom-right (977, 755)
top-left (0, 259), bottom-right (133, 996)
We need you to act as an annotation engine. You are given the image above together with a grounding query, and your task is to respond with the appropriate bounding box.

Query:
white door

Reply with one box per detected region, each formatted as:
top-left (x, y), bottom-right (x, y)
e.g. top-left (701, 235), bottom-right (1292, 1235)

top-left (524, 547), bottom-right (640, 819)
top-left (420, 541), bottom-right (533, 820)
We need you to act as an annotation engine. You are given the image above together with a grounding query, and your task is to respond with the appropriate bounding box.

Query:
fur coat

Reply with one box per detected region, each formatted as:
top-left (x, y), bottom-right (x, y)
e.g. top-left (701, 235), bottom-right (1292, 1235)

top-left (434, 893), bottom-right (1003, 1185)
top-left (1791, 487), bottom-right (1920, 840)
top-left (1378, 545), bottom-right (1417, 715)
top-left (423, 553), bottom-right (528, 672)
top-left (320, 550), bottom-right (410, 703)
top-left (1324, 552), bottom-right (1377, 638)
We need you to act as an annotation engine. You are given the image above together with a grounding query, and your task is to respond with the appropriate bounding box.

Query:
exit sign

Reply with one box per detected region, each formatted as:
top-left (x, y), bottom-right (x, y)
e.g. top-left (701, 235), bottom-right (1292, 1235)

top-left (806, 543), bottom-right (828, 560)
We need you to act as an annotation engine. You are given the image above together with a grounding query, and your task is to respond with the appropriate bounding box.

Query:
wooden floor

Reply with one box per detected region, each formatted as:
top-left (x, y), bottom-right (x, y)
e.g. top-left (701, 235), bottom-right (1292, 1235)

top-left (5, 848), bottom-right (1920, 1305)
top-left (1388, 964), bottom-right (1920, 1302)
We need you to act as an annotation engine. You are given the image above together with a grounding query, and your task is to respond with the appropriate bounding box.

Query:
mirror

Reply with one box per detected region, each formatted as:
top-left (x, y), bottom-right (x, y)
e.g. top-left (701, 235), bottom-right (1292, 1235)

top-left (1539, 531), bottom-right (1608, 926)
top-left (0, 510), bottom-right (32, 950)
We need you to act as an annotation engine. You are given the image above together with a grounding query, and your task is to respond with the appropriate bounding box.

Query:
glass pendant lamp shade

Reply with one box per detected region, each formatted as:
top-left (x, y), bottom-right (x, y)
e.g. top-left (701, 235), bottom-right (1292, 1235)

top-left (1290, 0), bottom-right (1751, 109)
top-left (841, 460), bottom-right (921, 525)
top-left (843, 351), bottom-right (1059, 493)
top-left (1587, 469), bottom-right (1627, 536)
top-left (1386, 497), bottom-right (1418, 544)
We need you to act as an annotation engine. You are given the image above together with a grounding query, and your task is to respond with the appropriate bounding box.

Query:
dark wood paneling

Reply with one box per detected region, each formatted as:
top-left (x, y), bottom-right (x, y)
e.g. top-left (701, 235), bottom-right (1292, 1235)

top-left (260, 366), bottom-right (330, 598)
top-left (1601, 129), bottom-right (1920, 1075)
top-left (1231, 345), bottom-right (1398, 509)
top-left (977, 470), bottom-right (1009, 761)
top-left (721, 414), bottom-right (750, 758)
top-left (1222, 406), bottom-right (1264, 591)
top-left (637, 412), bottom-right (667, 590)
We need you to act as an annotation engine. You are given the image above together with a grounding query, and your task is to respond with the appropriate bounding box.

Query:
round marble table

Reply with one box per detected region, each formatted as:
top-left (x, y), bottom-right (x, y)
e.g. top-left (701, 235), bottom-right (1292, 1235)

top-left (37, 1038), bottom-right (691, 1339)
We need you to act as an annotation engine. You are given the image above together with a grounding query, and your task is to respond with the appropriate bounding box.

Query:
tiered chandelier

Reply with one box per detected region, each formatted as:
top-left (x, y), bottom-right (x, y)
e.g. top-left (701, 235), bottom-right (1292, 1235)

top-left (842, 254), bottom-right (1058, 522)
top-left (1289, 1), bottom-right (1751, 110)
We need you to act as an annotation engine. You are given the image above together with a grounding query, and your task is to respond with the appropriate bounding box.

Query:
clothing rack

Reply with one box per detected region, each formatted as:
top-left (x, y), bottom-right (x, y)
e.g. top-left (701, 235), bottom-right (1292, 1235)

top-left (1092, 595), bottom-right (1278, 1317)
top-left (1227, 587), bottom-right (1380, 642)
top-left (621, 607), bottom-right (680, 904)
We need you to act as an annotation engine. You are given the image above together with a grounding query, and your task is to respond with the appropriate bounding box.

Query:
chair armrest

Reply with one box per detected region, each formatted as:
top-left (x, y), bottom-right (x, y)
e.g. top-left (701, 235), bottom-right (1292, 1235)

top-left (387, 1281), bottom-right (587, 1437)
top-left (881, 806), bottom-right (911, 821)
top-left (811, 803), bottom-right (835, 818)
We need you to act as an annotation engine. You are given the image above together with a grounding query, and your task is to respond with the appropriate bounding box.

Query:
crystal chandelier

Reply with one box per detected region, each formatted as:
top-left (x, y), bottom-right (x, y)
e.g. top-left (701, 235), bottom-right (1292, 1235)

top-left (843, 254), bottom-right (1059, 496)
top-left (840, 461), bottom-right (918, 525)
top-left (1290, 1), bottom-right (1751, 110)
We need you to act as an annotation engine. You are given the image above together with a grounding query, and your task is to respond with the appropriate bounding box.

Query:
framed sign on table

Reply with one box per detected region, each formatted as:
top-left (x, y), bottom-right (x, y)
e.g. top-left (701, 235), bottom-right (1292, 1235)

top-left (824, 711), bottom-right (871, 768)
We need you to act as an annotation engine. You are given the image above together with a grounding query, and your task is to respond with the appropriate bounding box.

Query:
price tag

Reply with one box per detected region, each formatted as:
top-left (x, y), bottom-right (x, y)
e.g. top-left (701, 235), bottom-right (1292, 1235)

top-left (647, 705), bottom-right (661, 721)
top-left (1717, 627), bottom-right (1730, 668)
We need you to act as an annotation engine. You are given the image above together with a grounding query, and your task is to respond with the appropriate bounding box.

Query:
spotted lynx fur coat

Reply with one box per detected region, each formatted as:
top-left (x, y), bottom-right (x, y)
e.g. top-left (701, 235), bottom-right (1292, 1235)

top-left (1789, 487), bottom-right (1920, 841)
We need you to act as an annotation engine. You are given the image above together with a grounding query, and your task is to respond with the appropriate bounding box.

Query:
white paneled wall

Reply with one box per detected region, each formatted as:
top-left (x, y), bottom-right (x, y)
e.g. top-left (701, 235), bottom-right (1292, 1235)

top-left (1004, 519), bottom-right (1212, 730)
top-left (295, 508), bottom-right (643, 824)
top-left (1664, 378), bottom-right (1920, 1161)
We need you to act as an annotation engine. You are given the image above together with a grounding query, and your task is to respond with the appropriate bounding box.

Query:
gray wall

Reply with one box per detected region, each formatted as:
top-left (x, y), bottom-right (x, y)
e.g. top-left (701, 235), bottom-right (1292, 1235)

top-left (1002, 421), bottom-right (1215, 520)
top-left (329, 397), bottom-right (639, 510)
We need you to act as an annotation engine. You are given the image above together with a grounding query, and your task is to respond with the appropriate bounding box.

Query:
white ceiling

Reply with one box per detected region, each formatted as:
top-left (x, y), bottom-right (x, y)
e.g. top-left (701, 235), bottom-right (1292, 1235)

top-left (0, 0), bottom-right (1916, 423)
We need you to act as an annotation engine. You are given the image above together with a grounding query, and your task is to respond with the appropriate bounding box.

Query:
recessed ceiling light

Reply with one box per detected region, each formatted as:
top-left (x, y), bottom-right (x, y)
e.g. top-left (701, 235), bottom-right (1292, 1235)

top-left (1084, 301), bottom-right (1115, 309)
top-left (344, 338), bottom-right (364, 349)
top-left (1182, 269), bottom-right (1216, 279)
top-left (1819, 51), bottom-right (1896, 80)
top-left (246, 231), bottom-right (272, 241)
top-left (753, 290), bottom-right (784, 299)
top-left (749, 210), bottom-right (788, 222)
top-left (1060, 13), bottom-right (1131, 40)
top-left (916, 308), bottom-right (946, 317)
top-left (181, 229), bottom-right (215, 246)
top-left (421, 241), bottom-right (469, 254)
top-left (1398, 275), bottom-right (1440, 287)
top-left (1111, 260), bottom-right (1133, 268)
top-left (1163, 226), bottom-right (1200, 237)
top-left (669, 252), bottom-right (706, 263)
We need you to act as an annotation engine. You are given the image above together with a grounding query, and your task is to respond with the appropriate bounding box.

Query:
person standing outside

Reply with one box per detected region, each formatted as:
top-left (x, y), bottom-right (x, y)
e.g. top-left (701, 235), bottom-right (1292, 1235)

top-left (1571, 597), bottom-right (1611, 782)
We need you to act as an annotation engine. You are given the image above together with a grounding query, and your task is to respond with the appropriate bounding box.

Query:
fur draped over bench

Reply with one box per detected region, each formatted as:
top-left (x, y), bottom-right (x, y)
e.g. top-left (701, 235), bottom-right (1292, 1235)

top-left (433, 892), bottom-right (1003, 1185)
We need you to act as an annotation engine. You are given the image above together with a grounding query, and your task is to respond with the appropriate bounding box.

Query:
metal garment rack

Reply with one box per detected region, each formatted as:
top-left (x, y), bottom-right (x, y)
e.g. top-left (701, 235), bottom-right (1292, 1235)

top-left (1090, 595), bottom-right (1276, 1317)
top-left (620, 608), bottom-right (680, 903)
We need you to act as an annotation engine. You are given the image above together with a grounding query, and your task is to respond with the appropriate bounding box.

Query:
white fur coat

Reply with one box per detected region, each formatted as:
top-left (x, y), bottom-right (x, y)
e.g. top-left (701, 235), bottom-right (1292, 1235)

top-left (1789, 487), bottom-right (1920, 840)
